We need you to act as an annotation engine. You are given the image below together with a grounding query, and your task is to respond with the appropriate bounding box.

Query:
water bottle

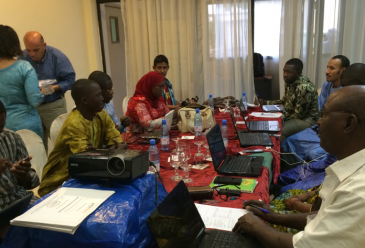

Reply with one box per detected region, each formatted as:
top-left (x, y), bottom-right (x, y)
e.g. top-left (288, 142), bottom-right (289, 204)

top-left (194, 108), bottom-right (203, 137)
top-left (242, 92), bottom-right (248, 110)
top-left (220, 119), bottom-right (229, 148)
top-left (207, 94), bottom-right (214, 111)
top-left (148, 139), bottom-right (160, 172)
top-left (161, 119), bottom-right (170, 151)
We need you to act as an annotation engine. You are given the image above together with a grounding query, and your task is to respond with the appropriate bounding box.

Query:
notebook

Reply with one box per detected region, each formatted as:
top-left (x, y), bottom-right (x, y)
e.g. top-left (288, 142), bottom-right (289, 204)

top-left (210, 176), bottom-right (258, 194)
top-left (206, 123), bottom-right (264, 177)
top-left (239, 99), bottom-right (280, 133)
top-left (229, 108), bottom-right (273, 147)
top-left (146, 181), bottom-right (263, 248)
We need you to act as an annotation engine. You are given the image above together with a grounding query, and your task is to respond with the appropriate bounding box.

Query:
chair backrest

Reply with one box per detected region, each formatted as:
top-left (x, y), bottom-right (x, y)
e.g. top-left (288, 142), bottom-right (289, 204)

top-left (122, 96), bottom-right (131, 115)
top-left (49, 113), bottom-right (69, 152)
top-left (16, 130), bottom-right (47, 179)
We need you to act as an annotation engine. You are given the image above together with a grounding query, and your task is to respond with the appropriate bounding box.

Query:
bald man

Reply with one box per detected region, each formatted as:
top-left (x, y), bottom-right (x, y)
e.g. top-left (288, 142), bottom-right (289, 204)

top-left (38, 79), bottom-right (124, 197)
top-left (234, 86), bottom-right (365, 248)
top-left (19, 31), bottom-right (75, 146)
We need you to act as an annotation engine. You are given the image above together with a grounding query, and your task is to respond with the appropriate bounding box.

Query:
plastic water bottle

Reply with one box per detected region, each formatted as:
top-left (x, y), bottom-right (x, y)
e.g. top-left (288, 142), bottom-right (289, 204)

top-left (242, 92), bottom-right (248, 110)
top-left (220, 119), bottom-right (229, 148)
top-left (207, 94), bottom-right (214, 111)
top-left (161, 119), bottom-right (170, 151)
top-left (148, 139), bottom-right (160, 172)
top-left (194, 108), bottom-right (203, 137)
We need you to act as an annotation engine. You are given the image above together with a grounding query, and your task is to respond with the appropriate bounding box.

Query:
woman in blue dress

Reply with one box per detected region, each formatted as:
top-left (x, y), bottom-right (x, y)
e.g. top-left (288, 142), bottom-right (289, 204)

top-left (0, 25), bottom-right (44, 141)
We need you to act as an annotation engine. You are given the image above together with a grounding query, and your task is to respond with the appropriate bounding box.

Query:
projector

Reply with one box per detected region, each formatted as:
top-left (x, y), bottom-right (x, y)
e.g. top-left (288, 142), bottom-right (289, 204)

top-left (68, 149), bottom-right (149, 184)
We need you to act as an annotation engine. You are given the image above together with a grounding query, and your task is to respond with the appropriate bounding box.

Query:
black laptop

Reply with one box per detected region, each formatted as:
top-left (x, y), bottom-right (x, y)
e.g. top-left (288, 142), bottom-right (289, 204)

top-left (240, 99), bottom-right (280, 133)
top-left (229, 108), bottom-right (273, 147)
top-left (206, 123), bottom-right (264, 177)
top-left (254, 93), bottom-right (285, 112)
top-left (146, 181), bottom-right (264, 248)
top-left (0, 191), bottom-right (33, 228)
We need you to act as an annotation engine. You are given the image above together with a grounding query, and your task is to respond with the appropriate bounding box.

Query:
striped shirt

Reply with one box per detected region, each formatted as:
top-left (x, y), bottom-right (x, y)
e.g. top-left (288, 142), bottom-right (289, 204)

top-left (0, 128), bottom-right (40, 209)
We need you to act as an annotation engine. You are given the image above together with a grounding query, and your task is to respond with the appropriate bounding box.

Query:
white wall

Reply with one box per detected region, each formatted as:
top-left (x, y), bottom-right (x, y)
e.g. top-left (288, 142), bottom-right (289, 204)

top-left (0, 0), bottom-right (102, 112)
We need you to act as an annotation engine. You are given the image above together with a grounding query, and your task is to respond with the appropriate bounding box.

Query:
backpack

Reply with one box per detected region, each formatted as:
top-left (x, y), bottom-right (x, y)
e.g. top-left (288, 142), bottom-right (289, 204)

top-left (253, 53), bottom-right (265, 77)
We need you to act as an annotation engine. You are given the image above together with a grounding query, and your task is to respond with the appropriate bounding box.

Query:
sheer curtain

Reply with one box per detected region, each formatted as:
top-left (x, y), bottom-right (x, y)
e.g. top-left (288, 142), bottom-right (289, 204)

top-left (254, 0), bottom-right (282, 99)
top-left (121, 0), bottom-right (204, 102)
top-left (200, 0), bottom-right (255, 102)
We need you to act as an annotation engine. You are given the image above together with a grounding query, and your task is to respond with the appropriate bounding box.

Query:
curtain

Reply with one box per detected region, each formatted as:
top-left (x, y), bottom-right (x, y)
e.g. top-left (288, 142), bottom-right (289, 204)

top-left (254, 0), bottom-right (282, 99)
top-left (121, 0), bottom-right (204, 102)
top-left (200, 0), bottom-right (255, 102)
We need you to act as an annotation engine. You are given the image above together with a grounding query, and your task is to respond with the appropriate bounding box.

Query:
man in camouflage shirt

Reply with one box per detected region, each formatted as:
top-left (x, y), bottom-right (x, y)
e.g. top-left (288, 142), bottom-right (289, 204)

top-left (257, 58), bottom-right (318, 143)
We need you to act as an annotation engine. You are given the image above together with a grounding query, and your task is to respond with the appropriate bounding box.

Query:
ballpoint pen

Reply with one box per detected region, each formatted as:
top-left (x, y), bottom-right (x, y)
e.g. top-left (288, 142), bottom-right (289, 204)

top-left (242, 199), bottom-right (270, 213)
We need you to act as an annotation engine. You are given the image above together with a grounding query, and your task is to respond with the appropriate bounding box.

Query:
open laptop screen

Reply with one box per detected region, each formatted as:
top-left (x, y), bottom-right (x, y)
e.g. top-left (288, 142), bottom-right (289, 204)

top-left (206, 123), bottom-right (226, 170)
top-left (146, 181), bottom-right (205, 248)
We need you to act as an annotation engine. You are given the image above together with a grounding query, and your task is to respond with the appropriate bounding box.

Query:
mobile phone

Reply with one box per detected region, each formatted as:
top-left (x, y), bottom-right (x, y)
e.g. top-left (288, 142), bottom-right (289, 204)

top-left (243, 149), bottom-right (263, 153)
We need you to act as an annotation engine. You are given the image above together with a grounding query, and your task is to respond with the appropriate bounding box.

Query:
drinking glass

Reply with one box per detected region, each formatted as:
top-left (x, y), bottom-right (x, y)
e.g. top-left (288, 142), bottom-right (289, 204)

top-left (194, 141), bottom-right (205, 167)
top-left (170, 151), bottom-right (183, 181)
top-left (234, 101), bottom-right (241, 117)
top-left (224, 99), bottom-right (230, 113)
top-left (202, 132), bottom-right (211, 161)
top-left (180, 147), bottom-right (193, 183)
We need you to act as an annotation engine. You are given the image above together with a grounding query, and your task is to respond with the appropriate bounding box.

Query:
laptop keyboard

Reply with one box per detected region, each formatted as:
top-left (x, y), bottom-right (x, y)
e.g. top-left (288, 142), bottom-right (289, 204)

top-left (239, 133), bottom-right (264, 144)
top-left (211, 231), bottom-right (245, 248)
top-left (221, 156), bottom-right (252, 173)
top-left (249, 121), bottom-right (269, 130)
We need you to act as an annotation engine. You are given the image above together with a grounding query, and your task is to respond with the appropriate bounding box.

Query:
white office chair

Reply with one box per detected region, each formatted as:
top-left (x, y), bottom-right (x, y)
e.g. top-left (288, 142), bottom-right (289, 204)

top-left (122, 96), bottom-right (131, 115)
top-left (16, 130), bottom-right (47, 179)
top-left (48, 113), bottom-right (69, 152)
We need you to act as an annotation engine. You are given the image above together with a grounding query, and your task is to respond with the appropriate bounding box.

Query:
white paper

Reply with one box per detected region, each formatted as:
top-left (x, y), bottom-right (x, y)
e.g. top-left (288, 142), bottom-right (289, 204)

top-left (11, 188), bottom-right (114, 234)
top-left (195, 204), bottom-right (248, 231)
top-left (235, 121), bottom-right (245, 125)
top-left (250, 112), bottom-right (282, 118)
top-left (181, 136), bottom-right (195, 140)
top-left (247, 103), bottom-right (259, 107)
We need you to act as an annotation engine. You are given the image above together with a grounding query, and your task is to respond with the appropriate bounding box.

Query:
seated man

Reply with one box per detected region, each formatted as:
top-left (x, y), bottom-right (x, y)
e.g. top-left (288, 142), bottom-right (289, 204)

top-left (282, 62), bottom-right (365, 163)
top-left (39, 79), bottom-right (124, 197)
top-left (0, 100), bottom-right (40, 210)
top-left (88, 71), bottom-right (131, 133)
top-left (153, 55), bottom-right (180, 110)
top-left (257, 58), bottom-right (318, 143)
top-left (234, 86), bottom-right (365, 247)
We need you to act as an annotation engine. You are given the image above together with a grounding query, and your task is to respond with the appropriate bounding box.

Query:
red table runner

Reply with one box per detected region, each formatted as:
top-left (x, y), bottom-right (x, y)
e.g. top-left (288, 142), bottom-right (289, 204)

top-left (127, 107), bottom-right (281, 206)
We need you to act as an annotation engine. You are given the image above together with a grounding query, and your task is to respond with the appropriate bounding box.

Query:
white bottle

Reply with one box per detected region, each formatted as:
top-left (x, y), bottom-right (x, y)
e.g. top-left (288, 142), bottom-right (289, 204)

top-left (194, 108), bottom-right (203, 137)
top-left (207, 94), bottom-right (214, 111)
top-left (242, 92), bottom-right (248, 110)
top-left (160, 119), bottom-right (170, 151)
top-left (148, 139), bottom-right (160, 172)
top-left (220, 119), bottom-right (229, 148)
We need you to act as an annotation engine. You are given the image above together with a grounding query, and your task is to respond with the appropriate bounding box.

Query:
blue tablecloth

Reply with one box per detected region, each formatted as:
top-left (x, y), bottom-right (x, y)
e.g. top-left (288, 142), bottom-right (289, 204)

top-left (1, 174), bottom-right (166, 248)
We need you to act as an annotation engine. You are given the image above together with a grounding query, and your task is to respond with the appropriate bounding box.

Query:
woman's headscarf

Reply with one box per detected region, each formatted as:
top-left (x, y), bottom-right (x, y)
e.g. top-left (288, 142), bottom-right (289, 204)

top-left (132, 71), bottom-right (165, 109)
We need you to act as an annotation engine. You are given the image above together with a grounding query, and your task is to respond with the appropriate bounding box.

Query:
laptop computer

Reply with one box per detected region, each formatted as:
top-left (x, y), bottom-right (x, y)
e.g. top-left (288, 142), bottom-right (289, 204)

top-left (206, 123), bottom-right (264, 177)
top-left (0, 191), bottom-right (33, 228)
top-left (254, 93), bottom-right (285, 112)
top-left (147, 181), bottom-right (263, 248)
top-left (239, 99), bottom-right (280, 133)
top-left (228, 108), bottom-right (273, 147)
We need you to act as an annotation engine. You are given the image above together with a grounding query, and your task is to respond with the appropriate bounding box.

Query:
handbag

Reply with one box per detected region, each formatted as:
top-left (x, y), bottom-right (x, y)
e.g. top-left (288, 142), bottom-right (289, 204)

top-left (187, 186), bottom-right (213, 201)
top-left (177, 103), bottom-right (215, 133)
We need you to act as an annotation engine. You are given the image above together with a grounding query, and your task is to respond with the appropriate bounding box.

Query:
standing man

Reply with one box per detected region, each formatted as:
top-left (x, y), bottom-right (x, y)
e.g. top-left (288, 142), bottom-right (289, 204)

top-left (152, 55), bottom-right (180, 110)
top-left (20, 31), bottom-right (75, 145)
top-left (256, 58), bottom-right (318, 143)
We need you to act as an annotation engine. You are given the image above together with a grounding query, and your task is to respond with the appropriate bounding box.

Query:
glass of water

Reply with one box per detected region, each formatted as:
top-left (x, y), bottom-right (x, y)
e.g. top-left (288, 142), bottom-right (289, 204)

top-left (170, 151), bottom-right (183, 181)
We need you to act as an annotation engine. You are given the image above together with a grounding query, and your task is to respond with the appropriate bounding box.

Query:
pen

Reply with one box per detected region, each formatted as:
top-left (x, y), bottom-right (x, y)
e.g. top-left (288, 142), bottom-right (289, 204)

top-left (242, 199), bottom-right (270, 213)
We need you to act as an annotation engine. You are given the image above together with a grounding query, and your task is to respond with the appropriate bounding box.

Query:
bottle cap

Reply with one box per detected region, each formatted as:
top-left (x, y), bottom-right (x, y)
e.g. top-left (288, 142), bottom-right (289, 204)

top-left (243, 92), bottom-right (246, 96)
top-left (209, 94), bottom-right (213, 98)
top-left (150, 139), bottom-right (156, 145)
top-left (162, 119), bottom-right (166, 124)
top-left (222, 119), bottom-right (227, 125)
top-left (196, 108), bottom-right (200, 113)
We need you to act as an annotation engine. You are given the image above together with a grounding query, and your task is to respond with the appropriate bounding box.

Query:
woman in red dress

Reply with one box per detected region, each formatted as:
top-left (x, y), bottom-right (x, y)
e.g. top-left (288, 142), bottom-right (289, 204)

top-left (125, 71), bottom-right (178, 143)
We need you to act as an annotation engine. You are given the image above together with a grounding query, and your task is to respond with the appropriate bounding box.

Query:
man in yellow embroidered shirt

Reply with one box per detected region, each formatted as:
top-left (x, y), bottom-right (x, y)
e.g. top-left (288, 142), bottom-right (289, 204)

top-left (39, 79), bottom-right (124, 197)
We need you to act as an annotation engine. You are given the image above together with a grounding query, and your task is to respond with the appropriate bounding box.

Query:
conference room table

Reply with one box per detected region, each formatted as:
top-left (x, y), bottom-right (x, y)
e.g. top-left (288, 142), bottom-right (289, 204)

top-left (128, 106), bottom-right (282, 206)
top-left (2, 105), bottom-right (282, 248)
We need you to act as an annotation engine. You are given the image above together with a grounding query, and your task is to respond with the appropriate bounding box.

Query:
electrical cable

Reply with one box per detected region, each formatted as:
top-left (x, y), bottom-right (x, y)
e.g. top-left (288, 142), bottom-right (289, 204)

top-left (149, 161), bottom-right (168, 209)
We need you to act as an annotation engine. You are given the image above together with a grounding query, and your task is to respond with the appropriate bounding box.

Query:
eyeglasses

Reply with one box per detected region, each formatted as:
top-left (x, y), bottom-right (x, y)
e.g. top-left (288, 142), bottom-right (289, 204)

top-left (319, 110), bottom-right (361, 123)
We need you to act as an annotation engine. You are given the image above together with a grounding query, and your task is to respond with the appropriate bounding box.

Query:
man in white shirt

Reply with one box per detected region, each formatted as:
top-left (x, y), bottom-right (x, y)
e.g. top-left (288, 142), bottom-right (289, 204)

top-left (233, 85), bottom-right (365, 248)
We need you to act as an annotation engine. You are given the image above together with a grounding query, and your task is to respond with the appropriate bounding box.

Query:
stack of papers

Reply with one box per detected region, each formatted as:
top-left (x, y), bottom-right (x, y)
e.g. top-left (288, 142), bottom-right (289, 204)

top-left (195, 204), bottom-right (248, 231)
top-left (11, 188), bottom-right (114, 234)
